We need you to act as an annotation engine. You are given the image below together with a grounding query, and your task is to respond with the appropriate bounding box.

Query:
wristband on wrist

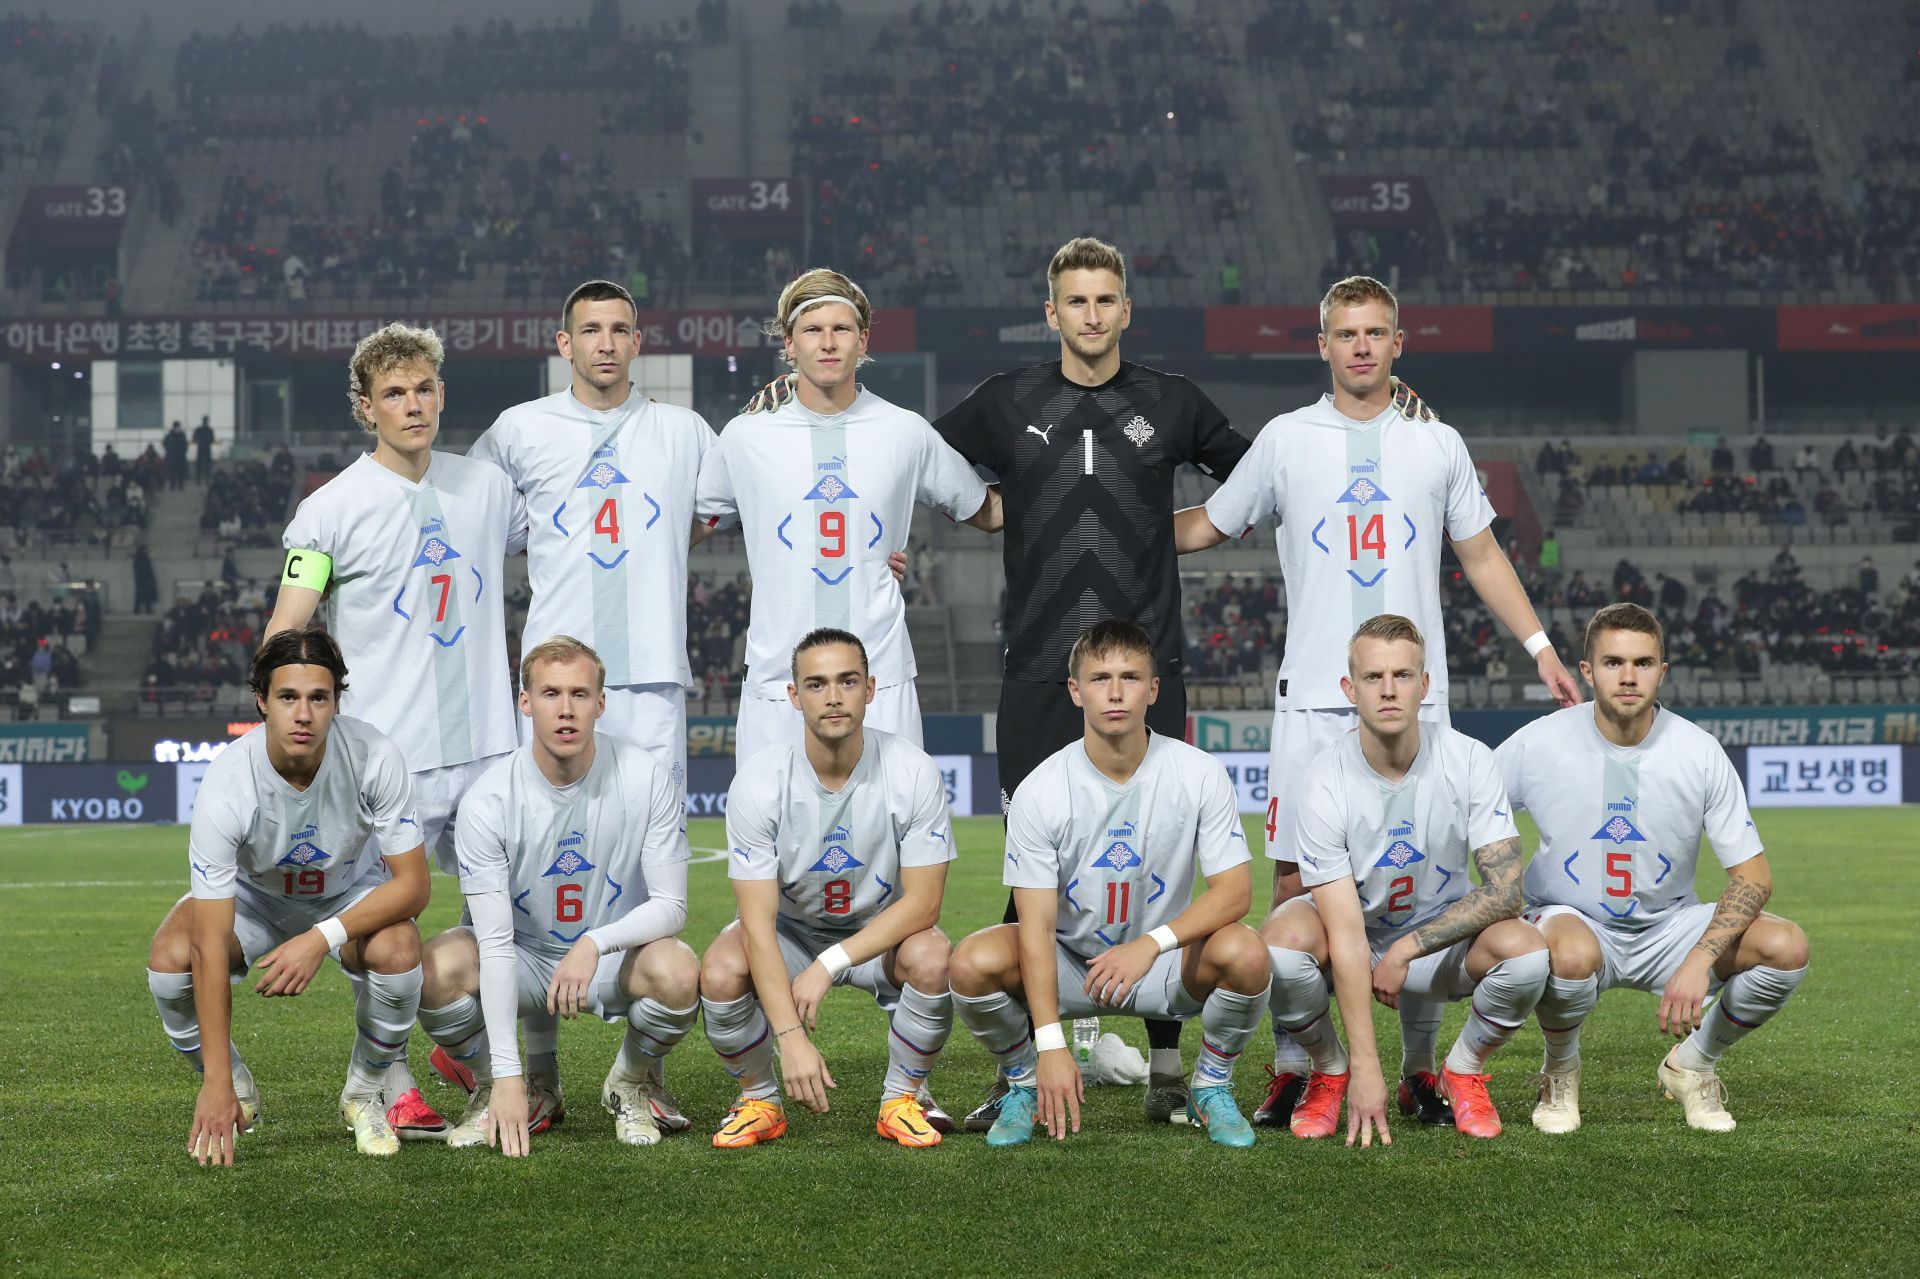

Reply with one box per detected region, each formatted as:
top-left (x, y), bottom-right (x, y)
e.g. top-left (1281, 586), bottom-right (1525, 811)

top-left (315, 916), bottom-right (348, 950)
top-left (1148, 924), bottom-right (1180, 956)
top-left (1522, 630), bottom-right (1552, 658)
top-left (1034, 1022), bottom-right (1068, 1053)
top-left (817, 943), bottom-right (853, 979)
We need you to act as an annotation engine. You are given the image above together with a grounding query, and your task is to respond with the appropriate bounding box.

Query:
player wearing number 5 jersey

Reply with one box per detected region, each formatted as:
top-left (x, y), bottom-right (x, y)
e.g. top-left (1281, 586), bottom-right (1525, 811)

top-left (700, 629), bottom-right (960, 1148)
top-left (469, 280), bottom-right (719, 787)
top-left (1496, 604), bottom-right (1808, 1134)
top-left (696, 269), bottom-right (1000, 764)
top-left (146, 629), bottom-right (432, 1164)
top-left (1175, 275), bottom-right (1578, 1131)
top-left (416, 637), bottom-right (700, 1155)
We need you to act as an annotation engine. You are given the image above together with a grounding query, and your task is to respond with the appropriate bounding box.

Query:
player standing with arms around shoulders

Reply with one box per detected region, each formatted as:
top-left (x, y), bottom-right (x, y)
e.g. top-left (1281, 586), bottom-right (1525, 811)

top-left (933, 237), bottom-right (1255, 1128)
top-left (697, 269), bottom-right (1000, 763)
top-left (1175, 275), bottom-right (1579, 1129)
top-left (147, 629), bottom-right (431, 1164)
top-left (416, 637), bottom-right (700, 1154)
top-left (266, 322), bottom-right (522, 1138)
top-left (1264, 616), bottom-right (1548, 1146)
top-left (1497, 604), bottom-right (1809, 1133)
top-left (699, 629), bottom-right (960, 1148)
top-left (949, 620), bottom-right (1273, 1148)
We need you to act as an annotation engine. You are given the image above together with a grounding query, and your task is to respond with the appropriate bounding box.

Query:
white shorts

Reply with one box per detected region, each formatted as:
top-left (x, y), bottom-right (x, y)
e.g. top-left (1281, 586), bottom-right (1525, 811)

top-left (1051, 943), bottom-right (1205, 1022)
top-left (1298, 896), bottom-right (1479, 1001)
top-left (229, 881), bottom-right (384, 969)
top-left (405, 754), bottom-right (511, 875)
top-left (600, 683), bottom-right (689, 801)
top-left (1524, 901), bottom-right (1721, 996)
top-left (750, 916), bottom-right (904, 1011)
top-left (442, 925), bottom-right (634, 1023)
top-left (733, 680), bottom-right (923, 764)
top-left (1267, 702), bottom-right (1451, 863)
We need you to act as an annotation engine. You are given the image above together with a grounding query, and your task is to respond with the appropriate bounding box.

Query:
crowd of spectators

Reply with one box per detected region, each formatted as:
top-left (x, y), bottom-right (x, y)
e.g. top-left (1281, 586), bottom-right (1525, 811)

top-left (1184, 577), bottom-right (1280, 682)
top-left (0, 590), bottom-right (95, 714)
top-left (0, 445), bottom-right (156, 548)
top-left (687, 572), bottom-right (752, 702)
top-left (143, 579), bottom-right (270, 699)
top-left (198, 453), bottom-right (297, 548)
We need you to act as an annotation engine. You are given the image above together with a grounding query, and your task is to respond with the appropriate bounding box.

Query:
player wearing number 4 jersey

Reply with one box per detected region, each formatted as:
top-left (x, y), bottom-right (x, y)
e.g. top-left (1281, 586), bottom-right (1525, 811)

top-left (696, 269), bottom-right (1001, 765)
top-left (269, 322), bottom-right (523, 1139)
top-left (1497, 604), bottom-right (1809, 1134)
top-left (147, 630), bottom-right (432, 1165)
top-left (951, 620), bottom-right (1272, 1149)
top-left (700, 629), bottom-right (960, 1148)
top-left (417, 637), bottom-right (700, 1155)
top-left (1265, 616), bottom-right (1547, 1146)
top-left (1176, 275), bottom-right (1579, 1130)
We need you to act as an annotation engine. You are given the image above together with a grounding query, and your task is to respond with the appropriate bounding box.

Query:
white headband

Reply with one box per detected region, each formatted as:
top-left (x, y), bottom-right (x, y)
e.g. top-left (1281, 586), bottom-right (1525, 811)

top-left (787, 295), bottom-right (863, 328)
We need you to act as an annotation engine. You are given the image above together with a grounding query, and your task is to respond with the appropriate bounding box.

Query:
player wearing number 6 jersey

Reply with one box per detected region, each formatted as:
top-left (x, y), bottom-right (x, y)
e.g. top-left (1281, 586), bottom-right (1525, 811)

top-left (1496, 604), bottom-right (1809, 1134)
top-left (1175, 275), bottom-right (1579, 1131)
top-left (268, 321), bottom-right (521, 1138)
top-left (949, 620), bottom-right (1272, 1149)
top-left (699, 629), bottom-right (960, 1148)
top-left (147, 629), bottom-right (432, 1165)
top-left (695, 269), bottom-right (1000, 764)
top-left (417, 637), bottom-right (700, 1155)
top-left (1264, 616), bottom-right (1547, 1146)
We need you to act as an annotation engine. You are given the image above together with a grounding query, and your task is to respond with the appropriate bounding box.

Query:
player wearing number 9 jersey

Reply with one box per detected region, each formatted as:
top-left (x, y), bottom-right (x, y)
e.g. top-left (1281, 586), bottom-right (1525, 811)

top-left (1496, 604), bottom-right (1808, 1136)
top-left (699, 629), bottom-right (960, 1148)
top-left (695, 269), bottom-right (1000, 765)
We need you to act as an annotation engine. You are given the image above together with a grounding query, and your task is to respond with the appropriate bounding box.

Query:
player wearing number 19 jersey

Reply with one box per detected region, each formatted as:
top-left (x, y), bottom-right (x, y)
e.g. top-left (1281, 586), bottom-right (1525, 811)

top-left (696, 269), bottom-right (996, 764)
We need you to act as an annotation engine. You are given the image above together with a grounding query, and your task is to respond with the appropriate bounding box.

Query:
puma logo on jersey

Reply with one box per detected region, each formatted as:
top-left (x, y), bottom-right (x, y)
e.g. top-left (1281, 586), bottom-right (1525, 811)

top-left (1026, 424), bottom-right (1056, 444)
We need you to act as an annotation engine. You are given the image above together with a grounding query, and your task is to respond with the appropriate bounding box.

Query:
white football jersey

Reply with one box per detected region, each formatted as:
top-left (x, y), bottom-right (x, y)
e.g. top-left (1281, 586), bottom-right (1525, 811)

top-left (188, 717), bottom-right (420, 913)
top-left (1295, 726), bottom-right (1517, 942)
top-left (1004, 733), bottom-right (1250, 960)
top-left (695, 387), bottom-right (987, 698)
top-left (1204, 396), bottom-right (1495, 710)
top-left (726, 728), bottom-right (956, 930)
top-left (283, 452), bottom-right (519, 771)
top-left (454, 734), bottom-right (690, 960)
top-left (470, 390), bottom-right (716, 689)
top-left (1498, 705), bottom-right (1763, 930)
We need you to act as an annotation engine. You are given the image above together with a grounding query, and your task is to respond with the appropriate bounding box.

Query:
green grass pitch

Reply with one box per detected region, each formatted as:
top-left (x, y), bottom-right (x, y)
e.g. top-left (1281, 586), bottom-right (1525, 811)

top-left (2, 810), bottom-right (1917, 1277)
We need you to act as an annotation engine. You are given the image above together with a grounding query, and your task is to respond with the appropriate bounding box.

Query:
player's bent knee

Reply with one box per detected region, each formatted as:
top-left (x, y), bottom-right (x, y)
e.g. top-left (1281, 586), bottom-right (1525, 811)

top-left (1483, 917), bottom-right (1549, 962)
top-left (699, 931), bottom-right (753, 1002)
top-left (1760, 916), bottom-right (1809, 970)
top-left (1202, 924), bottom-right (1270, 992)
top-left (359, 921), bottom-right (422, 974)
top-left (630, 939), bottom-right (701, 1005)
top-left (949, 926), bottom-right (1014, 997)
top-left (894, 928), bottom-right (951, 991)
top-left (1542, 920), bottom-right (1602, 980)
top-left (1259, 899), bottom-right (1324, 954)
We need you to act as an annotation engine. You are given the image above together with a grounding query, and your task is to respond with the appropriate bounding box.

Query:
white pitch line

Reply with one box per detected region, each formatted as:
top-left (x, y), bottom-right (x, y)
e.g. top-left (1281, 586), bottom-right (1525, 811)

top-left (0, 879), bottom-right (178, 890)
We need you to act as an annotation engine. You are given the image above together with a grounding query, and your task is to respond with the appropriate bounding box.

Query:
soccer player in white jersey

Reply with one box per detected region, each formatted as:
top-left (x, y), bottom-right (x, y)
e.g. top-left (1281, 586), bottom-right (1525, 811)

top-left (1264, 615), bottom-right (1548, 1145)
top-left (950, 620), bottom-right (1272, 1148)
top-left (1497, 604), bottom-right (1809, 1133)
top-left (699, 628), bottom-right (959, 1148)
top-left (414, 637), bottom-right (700, 1153)
top-left (1174, 275), bottom-right (1580, 1130)
top-left (267, 321), bottom-right (521, 1138)
top-left (146, 629), bottom-right (431, 1164)
top-left (695, 268), bottom-right (1001, 763)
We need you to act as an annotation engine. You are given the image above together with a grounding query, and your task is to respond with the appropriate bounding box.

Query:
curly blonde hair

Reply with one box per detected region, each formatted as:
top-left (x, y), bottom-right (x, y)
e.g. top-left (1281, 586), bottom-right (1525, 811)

top-left (347, 322), bottom-right (444, 432)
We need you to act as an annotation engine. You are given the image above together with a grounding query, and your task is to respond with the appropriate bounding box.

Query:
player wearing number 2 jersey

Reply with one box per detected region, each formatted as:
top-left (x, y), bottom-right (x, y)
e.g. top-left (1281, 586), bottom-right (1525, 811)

top-left (1496, 604), bottom-right (1808, 1135)
top-left (699, 629), bottom-right (960, 1148)
top-left (1175, 276), bottom-right (1578, 1130)
top-left (697, 269), bottom-right (1000, 764)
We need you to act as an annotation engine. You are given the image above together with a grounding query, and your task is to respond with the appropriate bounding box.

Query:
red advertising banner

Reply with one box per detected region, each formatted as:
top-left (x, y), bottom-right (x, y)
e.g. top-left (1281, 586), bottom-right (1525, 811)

top-left (865, 306), bottom-right (916, 353)
top-left (1777, 305), bottom-right (1920, 352)
top-left (1205, 306), bottom-right (1492, 355)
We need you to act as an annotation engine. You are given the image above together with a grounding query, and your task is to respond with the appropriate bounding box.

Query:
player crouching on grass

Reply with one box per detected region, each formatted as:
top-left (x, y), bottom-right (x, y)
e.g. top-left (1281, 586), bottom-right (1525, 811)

top-left (950, 619), bottom-right (1271, 1148)
top-left (148, 628), bottom-right (432, 1165)
top-left (1496, 603), bottom-right (1809, 1134)
top-left (699, 628), bottom-right (960, 1148)
top-left (1264, 616), bottom-right (1547, 1146)
top-left (416, 636), bottom-right (700, 1155)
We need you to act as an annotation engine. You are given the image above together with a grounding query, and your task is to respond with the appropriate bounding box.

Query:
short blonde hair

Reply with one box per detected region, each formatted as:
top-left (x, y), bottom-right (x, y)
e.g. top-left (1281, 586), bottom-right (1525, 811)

top-left (520, 635), bottom-right (606, 693)
top-left (1584, 603), bottom-right (1664, 663)
top-left (1348, 614), bottom-right (1426, 671)
top-left (1067, 618), bottom-right (1156, 680)
top-left (1047, 236), bottom-right (1127, 301)
top-left (348, 322), bottom-right (444, 433)
top-left (767, 268), bottom-right (874, 368)
top-left (1320, 275), bottom-right (1399, 333)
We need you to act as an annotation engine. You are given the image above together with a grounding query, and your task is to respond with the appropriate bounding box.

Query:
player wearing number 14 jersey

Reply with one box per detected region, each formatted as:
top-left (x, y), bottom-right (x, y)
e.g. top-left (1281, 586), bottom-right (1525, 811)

top-left (696, 269), bottom-right (999, 764)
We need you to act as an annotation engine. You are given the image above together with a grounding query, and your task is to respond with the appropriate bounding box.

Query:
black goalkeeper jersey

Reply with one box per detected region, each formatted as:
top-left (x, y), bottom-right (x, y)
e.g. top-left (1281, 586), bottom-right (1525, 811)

top-left (935, 359), bottom-right (1250, 683)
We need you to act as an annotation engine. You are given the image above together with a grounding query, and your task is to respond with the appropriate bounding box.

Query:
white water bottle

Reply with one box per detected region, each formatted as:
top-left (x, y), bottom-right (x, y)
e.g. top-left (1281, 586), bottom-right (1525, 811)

top-left (1072, 1017), bottom-right (1101, 1067)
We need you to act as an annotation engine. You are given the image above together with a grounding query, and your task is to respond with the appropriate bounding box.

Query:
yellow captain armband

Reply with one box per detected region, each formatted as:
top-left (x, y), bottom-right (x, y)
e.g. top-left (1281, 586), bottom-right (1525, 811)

top-left (280, 548), bottom-right (332, 591)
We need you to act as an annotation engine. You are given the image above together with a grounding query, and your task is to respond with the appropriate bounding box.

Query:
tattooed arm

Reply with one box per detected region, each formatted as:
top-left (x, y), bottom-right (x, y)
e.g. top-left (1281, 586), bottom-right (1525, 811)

top-left (1658, 853), bottom-right (1772, 1038)
top-left (1373, 836), bottom-right (1524, 1008)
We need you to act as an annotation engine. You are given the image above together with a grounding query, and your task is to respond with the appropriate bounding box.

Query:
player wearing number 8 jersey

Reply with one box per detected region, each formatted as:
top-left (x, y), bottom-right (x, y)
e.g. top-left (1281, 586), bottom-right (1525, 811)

top-left (699, 629), bottom-right (960, 1148)
top-left (696, 269), bottom-right (1000, 764)
top-left (1496, 604), bottom-right (1808, 1134)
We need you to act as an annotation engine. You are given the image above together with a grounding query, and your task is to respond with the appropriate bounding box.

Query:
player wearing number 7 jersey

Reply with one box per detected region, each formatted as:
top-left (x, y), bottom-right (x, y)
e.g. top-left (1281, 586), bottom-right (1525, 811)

top-left (699, 629), bottom-right (960, 1148)
top-left (695, 269), bottom-right (1002, 764)
top-left (1174, 275), bottom-right (1580, 1132)
top-left (1496, 604), bottom-right (1809, 1134)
